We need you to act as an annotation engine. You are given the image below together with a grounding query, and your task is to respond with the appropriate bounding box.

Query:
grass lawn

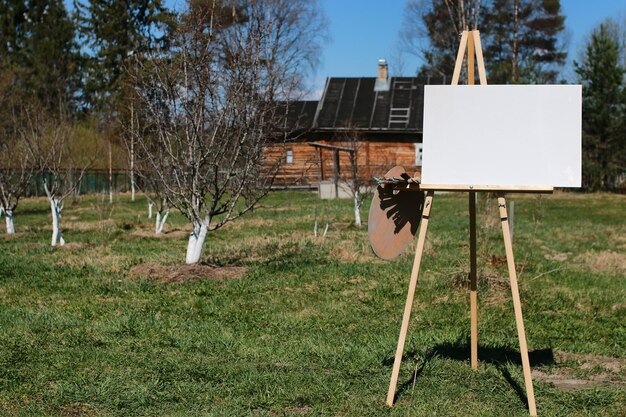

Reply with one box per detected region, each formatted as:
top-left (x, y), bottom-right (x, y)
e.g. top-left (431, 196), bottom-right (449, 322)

top-left (0, 190), bottom-right (624, 416)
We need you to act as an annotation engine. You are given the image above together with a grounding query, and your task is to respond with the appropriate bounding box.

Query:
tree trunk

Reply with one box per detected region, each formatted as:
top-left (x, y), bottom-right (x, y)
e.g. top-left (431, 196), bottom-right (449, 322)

top-left (130, 102), bottom-right (136, 202)
top-left (186, 221), bottom-right (208, 264)
top-left (155, 209), bottom-right (169, 235)
top-left (108, 140), bottom-right (113, 204)
top-left (130, 166), bottom-right (136, 202)
top-left (148, 201), bottom-right (153, 218)
top-left (512, 0), bottom-right (520, 83)
top-left (49, 198), bottom-right (65, 246)
top-left (353, 193), bottom-right (362, 227)
top-left (5, 208), bottom-right (15, 234)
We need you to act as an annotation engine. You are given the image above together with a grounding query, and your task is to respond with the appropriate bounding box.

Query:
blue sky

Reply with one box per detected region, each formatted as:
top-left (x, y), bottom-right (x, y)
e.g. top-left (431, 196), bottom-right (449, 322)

top-left (307, 0), bottom-right (626, 97)
top-left (83, 0), bottom-right (625, 95)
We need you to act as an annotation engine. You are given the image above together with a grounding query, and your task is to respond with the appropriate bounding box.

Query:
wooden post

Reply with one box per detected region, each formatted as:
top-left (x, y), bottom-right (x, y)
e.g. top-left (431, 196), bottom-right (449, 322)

top-left (473, 30), bottom-right (488, 85)
top-left (469, 191), bottom-right (478, 370)
top-left (467, 31), bottom-right (475, 86)
top-left (498, 195), bottom-right (537, 416)
top-left (333, 149), bottom-right (340, 198)
top-left (386, 191), bottom-right (434, 407)
top-left (467, 30), bottom-right (479, 371)
top-left (451, 31), bottom-right (469, 86)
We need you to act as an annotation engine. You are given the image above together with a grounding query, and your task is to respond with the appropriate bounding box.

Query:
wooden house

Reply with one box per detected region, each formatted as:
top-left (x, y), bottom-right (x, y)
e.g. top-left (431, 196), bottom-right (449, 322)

top-left (267, 60), bottom-right (446, 187)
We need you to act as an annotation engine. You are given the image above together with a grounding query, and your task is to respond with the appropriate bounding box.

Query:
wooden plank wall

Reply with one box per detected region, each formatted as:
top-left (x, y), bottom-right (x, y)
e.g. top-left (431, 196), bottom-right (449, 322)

top-left (265, 140), bottom-right (421, 186)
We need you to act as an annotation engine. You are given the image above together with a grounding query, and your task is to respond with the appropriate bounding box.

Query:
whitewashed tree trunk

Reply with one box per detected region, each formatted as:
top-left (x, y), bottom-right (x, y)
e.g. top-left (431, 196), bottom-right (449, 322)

top-left (155, 209), bottom-right (169, 234)
top-left (49, 198), bottom-right (65, 246)
top-left (185, 220), bottom-right (208, 264)
top-left (108, 141), bottom-right (113, 204)
top-left (0, 206), bottom-right (4, 218)
top-left (5, 208), bottom-right (15, 234)
top-left (130, 102), bottom-right (136, 202)
top-left (353, 193), bottom-right (362, 227)
top-left (148, 201), bottom-right (153, 218)
top-left (130, 170), bottom-right (136, 202)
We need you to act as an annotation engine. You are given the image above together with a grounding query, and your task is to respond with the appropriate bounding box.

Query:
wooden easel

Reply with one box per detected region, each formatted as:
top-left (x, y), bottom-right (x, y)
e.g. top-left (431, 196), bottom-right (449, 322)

top-left (385, 30), bottom-right (550, 416)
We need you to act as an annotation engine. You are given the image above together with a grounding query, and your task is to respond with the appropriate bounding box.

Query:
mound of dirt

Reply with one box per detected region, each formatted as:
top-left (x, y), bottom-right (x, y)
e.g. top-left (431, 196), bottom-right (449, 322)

top-left (128, 262), bottom-right (248, 283)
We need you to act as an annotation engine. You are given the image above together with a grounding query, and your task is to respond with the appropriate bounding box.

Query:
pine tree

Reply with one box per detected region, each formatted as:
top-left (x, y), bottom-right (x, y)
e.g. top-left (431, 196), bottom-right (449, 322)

top-left (74, 0), bottom-right (173, 114)
top-left (0, 0), bottom-right (79, 113)
top-left (400, 0), bottom-right (567, 83)
top-left (483, 0), bottom-right (566, 83)
top-left (575, 21), bottom-right (626, 191)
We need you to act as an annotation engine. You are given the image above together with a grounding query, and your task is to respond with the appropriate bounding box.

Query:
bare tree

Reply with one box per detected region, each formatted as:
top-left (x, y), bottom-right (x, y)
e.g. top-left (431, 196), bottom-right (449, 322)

top-left (129, 0), bottom-right (327, 263)
top-left (0, 118), bottom-right (35, 235)
top-left (0, 76), bottom-right (37, 234)
top-left (135, 158), bottom-right (172, 235)
top-left (21, 107), bottom-right (96, 246)
top-left (332, 129), bottom-right (375, 227)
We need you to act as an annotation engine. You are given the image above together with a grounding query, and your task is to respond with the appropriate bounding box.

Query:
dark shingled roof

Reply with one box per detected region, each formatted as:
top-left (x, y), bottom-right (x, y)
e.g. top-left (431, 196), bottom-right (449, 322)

top-left (312, 75), bottom-right (447, 132)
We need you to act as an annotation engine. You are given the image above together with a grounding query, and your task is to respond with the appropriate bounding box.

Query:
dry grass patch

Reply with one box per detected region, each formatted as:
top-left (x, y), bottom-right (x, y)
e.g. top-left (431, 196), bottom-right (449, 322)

top-left (63, 219), bottom-right (116, 232)
top-left (128, 262), bottom-right (248, 283)
top-left (533, 351), bottom-right (625, 391)
top-left (0, 232), bottom-right (35, 239)
top-left (573, 250), bottom-right (626, 274)
top-left (130, 229), bottom-right (189, 239)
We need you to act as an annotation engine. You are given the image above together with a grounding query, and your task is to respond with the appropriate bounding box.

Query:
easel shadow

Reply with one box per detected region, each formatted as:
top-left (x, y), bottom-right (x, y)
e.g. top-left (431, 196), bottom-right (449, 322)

top-left (385, 341), bottom-right (555, 407)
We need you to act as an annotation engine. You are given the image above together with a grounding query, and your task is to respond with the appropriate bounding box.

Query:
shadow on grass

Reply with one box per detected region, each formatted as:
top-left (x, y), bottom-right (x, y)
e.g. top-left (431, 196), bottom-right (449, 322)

top-left (17, 206), bottom-right (49, 216)
top-left (385, 341), bottom-right (555, 408)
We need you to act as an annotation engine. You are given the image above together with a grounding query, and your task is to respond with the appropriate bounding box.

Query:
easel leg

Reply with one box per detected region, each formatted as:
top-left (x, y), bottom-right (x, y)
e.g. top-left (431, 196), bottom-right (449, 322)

top-left (386, 191), bottom-right (434, 407)
top-left (498, 195), bottom-right (537, 416)
top-left (469, 191), bottom-right (478, 369)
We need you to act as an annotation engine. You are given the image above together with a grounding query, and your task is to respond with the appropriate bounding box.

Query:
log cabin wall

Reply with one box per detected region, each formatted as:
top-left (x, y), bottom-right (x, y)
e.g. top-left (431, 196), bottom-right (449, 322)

top-left (266, 140), bottom-right (421, 186)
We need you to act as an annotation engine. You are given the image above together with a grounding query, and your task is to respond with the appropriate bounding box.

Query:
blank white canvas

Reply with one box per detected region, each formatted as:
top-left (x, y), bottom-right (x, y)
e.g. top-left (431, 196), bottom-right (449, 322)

top-left (422, 85), bottom-right (582, 187)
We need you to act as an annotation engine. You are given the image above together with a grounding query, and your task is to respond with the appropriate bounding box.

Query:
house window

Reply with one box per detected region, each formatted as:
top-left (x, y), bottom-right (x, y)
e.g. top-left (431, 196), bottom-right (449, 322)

top-left (414, 143), bottom-right (423, 166)
top-left (286, 149), bottom-right (294, 164)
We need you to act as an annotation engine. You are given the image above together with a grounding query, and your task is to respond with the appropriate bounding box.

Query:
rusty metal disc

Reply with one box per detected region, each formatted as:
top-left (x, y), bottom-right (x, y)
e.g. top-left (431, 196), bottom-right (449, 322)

top-left (368, 166), bottom-right (424, 259)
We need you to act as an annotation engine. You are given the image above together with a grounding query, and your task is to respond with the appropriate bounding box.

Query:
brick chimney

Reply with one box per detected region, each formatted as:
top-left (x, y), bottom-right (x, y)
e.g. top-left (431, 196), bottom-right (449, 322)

top-left (374, 58), bottom-right (389, 91)
top-left (377, 59), bottom-right (388, 80)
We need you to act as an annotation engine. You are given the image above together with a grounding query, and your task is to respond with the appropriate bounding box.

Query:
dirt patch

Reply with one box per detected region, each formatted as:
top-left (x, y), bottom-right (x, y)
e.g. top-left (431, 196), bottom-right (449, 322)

top-left (282, 406), bottom-right (312, 415)
top-left (128, 262), bottom-right (248, 283)
top-left (57, 242), bottom-right (89, 250)
top-left (58, 402), bottom-right (96, 417)
top-left (532, 351), bottom-right (625, 391)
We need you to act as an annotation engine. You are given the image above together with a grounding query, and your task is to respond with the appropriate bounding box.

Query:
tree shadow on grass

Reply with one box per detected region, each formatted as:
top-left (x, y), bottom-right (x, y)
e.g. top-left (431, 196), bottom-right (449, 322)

top-left (17, 206), bottom-right (49, 216)
top-left (384, 340), bottom-right (555, 408)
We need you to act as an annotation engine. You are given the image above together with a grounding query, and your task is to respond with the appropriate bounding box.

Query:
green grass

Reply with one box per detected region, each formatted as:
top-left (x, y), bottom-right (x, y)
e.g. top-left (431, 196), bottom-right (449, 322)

top-left (0, 191), bottom-right (624, 416)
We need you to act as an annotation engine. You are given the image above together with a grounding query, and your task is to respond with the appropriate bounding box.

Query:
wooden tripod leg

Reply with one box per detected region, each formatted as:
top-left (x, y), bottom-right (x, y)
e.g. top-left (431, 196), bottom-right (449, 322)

top-left (386, 191), bottom-right (434, 407)
top-left (497, 195), bottom-right (537, 416)
top-left (451, 31), bottom-right (469, 85)
top-left (469, 191), bottom-right (478, 369)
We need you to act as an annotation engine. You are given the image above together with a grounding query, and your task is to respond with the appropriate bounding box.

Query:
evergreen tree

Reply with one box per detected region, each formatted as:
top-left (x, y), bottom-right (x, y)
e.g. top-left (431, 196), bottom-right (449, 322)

top-left (400, 0), bottom-right (567, 83)
top-left (483, 0), bottom-right (566, 83)
top-left (74, 0), bottom-right (173, 114)
top-left (575, 21), bottom-right (626, 191)
top-left (0, 0), bottom-right (79, 113)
